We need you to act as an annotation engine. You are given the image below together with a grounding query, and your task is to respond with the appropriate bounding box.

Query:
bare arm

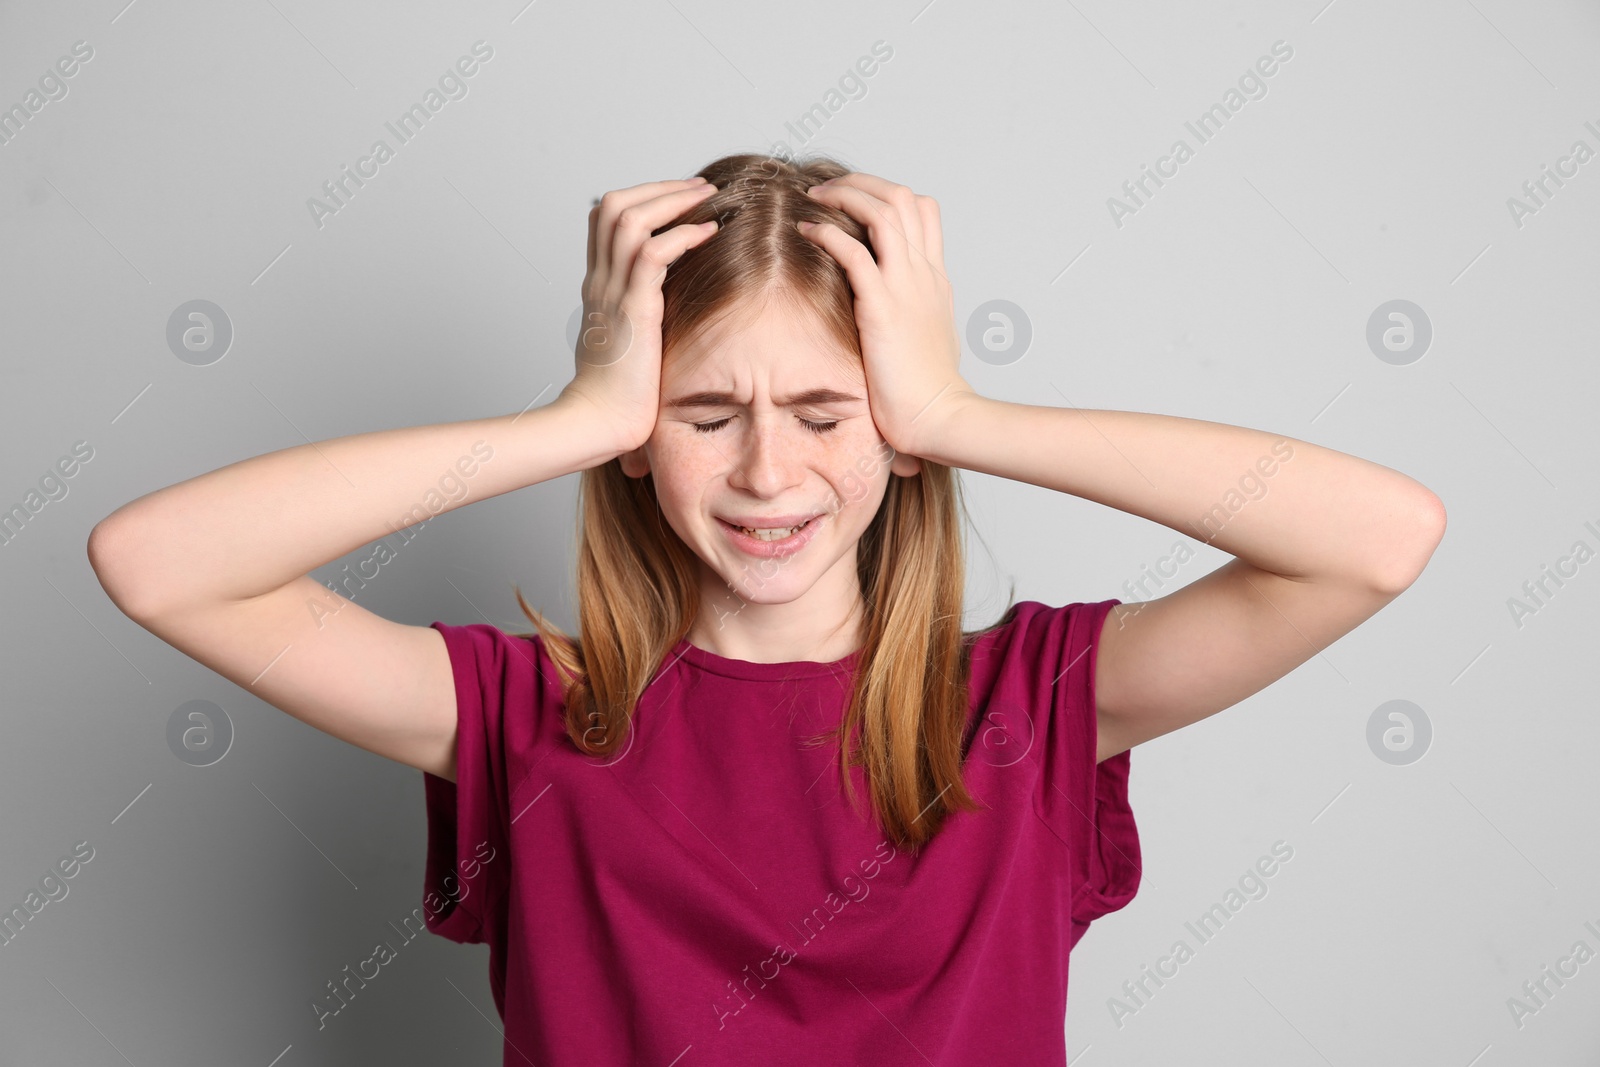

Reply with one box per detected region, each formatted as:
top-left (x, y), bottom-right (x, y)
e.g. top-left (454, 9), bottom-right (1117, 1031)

top-left (87, 395), bottom-right (622, 779)
top-left (90, 397), bottom-right (620, 619)
top-left (915, 399), bottom-right (1447, 763)
top-left (793, 169), bottom-right (1447, 764)
top-left (86, 173), bottom-right (718, 779)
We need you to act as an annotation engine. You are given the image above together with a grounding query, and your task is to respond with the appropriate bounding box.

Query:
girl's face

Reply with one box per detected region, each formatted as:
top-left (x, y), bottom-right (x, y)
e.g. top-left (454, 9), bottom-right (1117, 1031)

top-left (620, 293), bottom-right (921, 634)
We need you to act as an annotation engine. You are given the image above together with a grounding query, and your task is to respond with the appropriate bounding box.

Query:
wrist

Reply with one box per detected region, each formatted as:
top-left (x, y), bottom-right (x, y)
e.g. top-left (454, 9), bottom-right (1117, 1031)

top-left (898, 383), bottom-right (980, 460)
top-left (548, 391), bottom-right (641, 467)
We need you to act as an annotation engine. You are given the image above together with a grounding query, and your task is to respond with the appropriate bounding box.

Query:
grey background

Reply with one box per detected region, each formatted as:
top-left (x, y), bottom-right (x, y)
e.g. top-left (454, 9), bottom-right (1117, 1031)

top-left (3, 0), bottom-right (1597, 1063)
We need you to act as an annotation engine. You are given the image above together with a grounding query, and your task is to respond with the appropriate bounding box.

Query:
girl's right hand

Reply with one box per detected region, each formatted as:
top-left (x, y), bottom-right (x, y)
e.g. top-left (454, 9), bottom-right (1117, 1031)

top-left (557, 176), bottom-right (720, 456)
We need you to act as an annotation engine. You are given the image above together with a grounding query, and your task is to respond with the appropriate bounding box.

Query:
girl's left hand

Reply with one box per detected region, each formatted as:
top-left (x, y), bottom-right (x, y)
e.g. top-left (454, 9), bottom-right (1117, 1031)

top-left (797, 173), bottom-right (977, 459)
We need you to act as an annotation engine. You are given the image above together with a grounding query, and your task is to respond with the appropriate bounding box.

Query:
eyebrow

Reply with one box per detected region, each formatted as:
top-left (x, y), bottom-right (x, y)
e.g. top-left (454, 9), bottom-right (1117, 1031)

top-left (664, 387), bottom-right (865, 410)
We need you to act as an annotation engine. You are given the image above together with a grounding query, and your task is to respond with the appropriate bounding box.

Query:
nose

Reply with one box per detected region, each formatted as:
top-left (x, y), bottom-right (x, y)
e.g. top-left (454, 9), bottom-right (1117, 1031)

top-left (729, 410), bottom-right (806, 497)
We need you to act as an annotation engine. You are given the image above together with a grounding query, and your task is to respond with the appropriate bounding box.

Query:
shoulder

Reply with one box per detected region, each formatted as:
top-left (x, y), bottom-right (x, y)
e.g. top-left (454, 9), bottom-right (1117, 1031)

top-left (428, 621), bottom-right (567, 716)
top-left (963, 598), bottom-right (1123, 739)
top-left (431, 620), bottom-right (550, 672)
top-left (967, 598), bottom-right (1121, 669)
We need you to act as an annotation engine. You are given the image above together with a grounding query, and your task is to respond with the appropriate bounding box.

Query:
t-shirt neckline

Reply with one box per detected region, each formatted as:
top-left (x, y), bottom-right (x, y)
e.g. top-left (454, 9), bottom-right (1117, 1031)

top-left (668, 637), bottom-right (861, 680)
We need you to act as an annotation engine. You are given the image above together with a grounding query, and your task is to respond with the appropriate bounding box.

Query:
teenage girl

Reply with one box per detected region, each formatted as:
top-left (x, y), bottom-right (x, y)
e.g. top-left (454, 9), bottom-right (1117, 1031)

top-left (88, 153), bottom-right (1445, 1066)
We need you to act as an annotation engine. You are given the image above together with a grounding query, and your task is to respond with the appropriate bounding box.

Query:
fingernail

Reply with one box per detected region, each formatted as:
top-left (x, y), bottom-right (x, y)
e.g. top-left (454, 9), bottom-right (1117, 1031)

top-left (796, 220), bottom-right (815, 232)
top-left (688, 175), bottom-right (709, 184)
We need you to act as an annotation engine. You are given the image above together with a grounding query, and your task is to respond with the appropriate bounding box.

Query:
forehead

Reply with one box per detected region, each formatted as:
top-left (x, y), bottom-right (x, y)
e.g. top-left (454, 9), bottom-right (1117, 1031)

top-left (665, 293), bottom-right (860, 388)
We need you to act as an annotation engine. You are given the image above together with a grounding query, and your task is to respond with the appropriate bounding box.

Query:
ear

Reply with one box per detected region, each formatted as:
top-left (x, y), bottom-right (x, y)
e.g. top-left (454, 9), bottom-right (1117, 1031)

top-left (618, 443), bottom-right (652, 478)
top-left (889, 450), bottom-right (921, 477)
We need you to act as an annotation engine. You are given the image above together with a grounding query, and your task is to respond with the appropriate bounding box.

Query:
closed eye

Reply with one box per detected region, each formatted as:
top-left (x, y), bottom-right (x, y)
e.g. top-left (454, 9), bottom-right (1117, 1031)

top-left (691, 416), bottom-right (839, 435)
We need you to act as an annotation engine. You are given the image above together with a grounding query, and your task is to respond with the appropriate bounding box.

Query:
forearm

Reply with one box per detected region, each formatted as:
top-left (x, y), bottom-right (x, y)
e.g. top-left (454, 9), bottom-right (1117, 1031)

top-left (917, 396), bottom-right (1442, 590)
top-left (89, 396), bottom-right (618, 617)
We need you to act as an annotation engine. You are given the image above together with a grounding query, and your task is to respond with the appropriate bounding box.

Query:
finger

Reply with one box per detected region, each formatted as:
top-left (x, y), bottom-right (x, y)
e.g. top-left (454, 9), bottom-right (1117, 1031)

top-left (916, 194), bottom-right (944, 270)
top-left (604, 182), bottom-right (717, 304)
top-left (816, 170), bottom-right (900, 200)
top-left (815, 180), bottom-right (949, 284)
top-left (587, 197), bottom-right (601, 278)
top-left (807, 182), bottom-right (914, 270)
top-left (592, 180), bottom-right (698, 285)
top-left (625, 219), bottom-right (720, 310)
top-left (796, 219), bottom-right (889, 310)
top-left (820, 173), bottom-right (940, 266)
top-left (585, 218), bottom-right (717, 368)
top-left (852, 176), bottom-right (925, 255)
top-left (592, 179), bottom-right (712, 299)
top-left (592, 179), bottom-right (710, 287)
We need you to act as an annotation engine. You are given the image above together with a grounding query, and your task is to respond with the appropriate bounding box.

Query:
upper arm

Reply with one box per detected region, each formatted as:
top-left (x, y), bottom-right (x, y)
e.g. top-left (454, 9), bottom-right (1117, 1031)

top-left (1092, 558), bottom-right (1407, 763)
top-left (109, 571), bottom-right (460, 780)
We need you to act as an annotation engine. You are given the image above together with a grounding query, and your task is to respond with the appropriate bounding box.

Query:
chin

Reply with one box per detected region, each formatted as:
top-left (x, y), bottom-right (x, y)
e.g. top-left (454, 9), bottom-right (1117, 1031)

top-left (715, 566), bottom-right (811, 604)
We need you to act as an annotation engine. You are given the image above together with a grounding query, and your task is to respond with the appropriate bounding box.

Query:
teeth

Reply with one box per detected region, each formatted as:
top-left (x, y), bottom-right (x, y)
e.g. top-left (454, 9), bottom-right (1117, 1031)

top-left (736, 519), bottom-right (810, 540)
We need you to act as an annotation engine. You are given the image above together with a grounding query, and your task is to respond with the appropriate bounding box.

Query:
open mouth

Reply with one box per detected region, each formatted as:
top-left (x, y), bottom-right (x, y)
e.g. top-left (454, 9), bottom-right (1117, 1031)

top-left (726, 517), bottom-right (817, 541)
top-left (715, 515), bottom-right (825, 557)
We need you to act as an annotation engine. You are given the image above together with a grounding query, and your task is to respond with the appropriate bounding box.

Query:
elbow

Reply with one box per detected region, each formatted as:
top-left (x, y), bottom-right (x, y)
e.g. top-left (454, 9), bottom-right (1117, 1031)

top-left (1367, 489), bottom-right (1447, 596)
top-left (87, 520), bottom-right (129, 608)
top-left (87, 517), bottom-right (162, 621)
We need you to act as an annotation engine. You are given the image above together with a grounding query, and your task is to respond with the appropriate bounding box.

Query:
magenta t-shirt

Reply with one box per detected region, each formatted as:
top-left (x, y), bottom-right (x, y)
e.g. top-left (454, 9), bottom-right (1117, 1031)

top-left (422, 597), bottom-right (1140, 1065)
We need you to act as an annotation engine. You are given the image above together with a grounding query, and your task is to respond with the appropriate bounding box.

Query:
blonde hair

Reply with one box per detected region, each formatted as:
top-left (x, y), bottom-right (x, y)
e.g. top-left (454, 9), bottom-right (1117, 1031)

top-left (515, 152), bottom-right (999, 850)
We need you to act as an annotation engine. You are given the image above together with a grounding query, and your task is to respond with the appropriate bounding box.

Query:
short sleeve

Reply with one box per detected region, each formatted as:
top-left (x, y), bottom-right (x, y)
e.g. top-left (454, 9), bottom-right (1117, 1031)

top-left (421, 621), bottom-right (547, 947)
top-left (1024, 598), bottom-right (1142, 928)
